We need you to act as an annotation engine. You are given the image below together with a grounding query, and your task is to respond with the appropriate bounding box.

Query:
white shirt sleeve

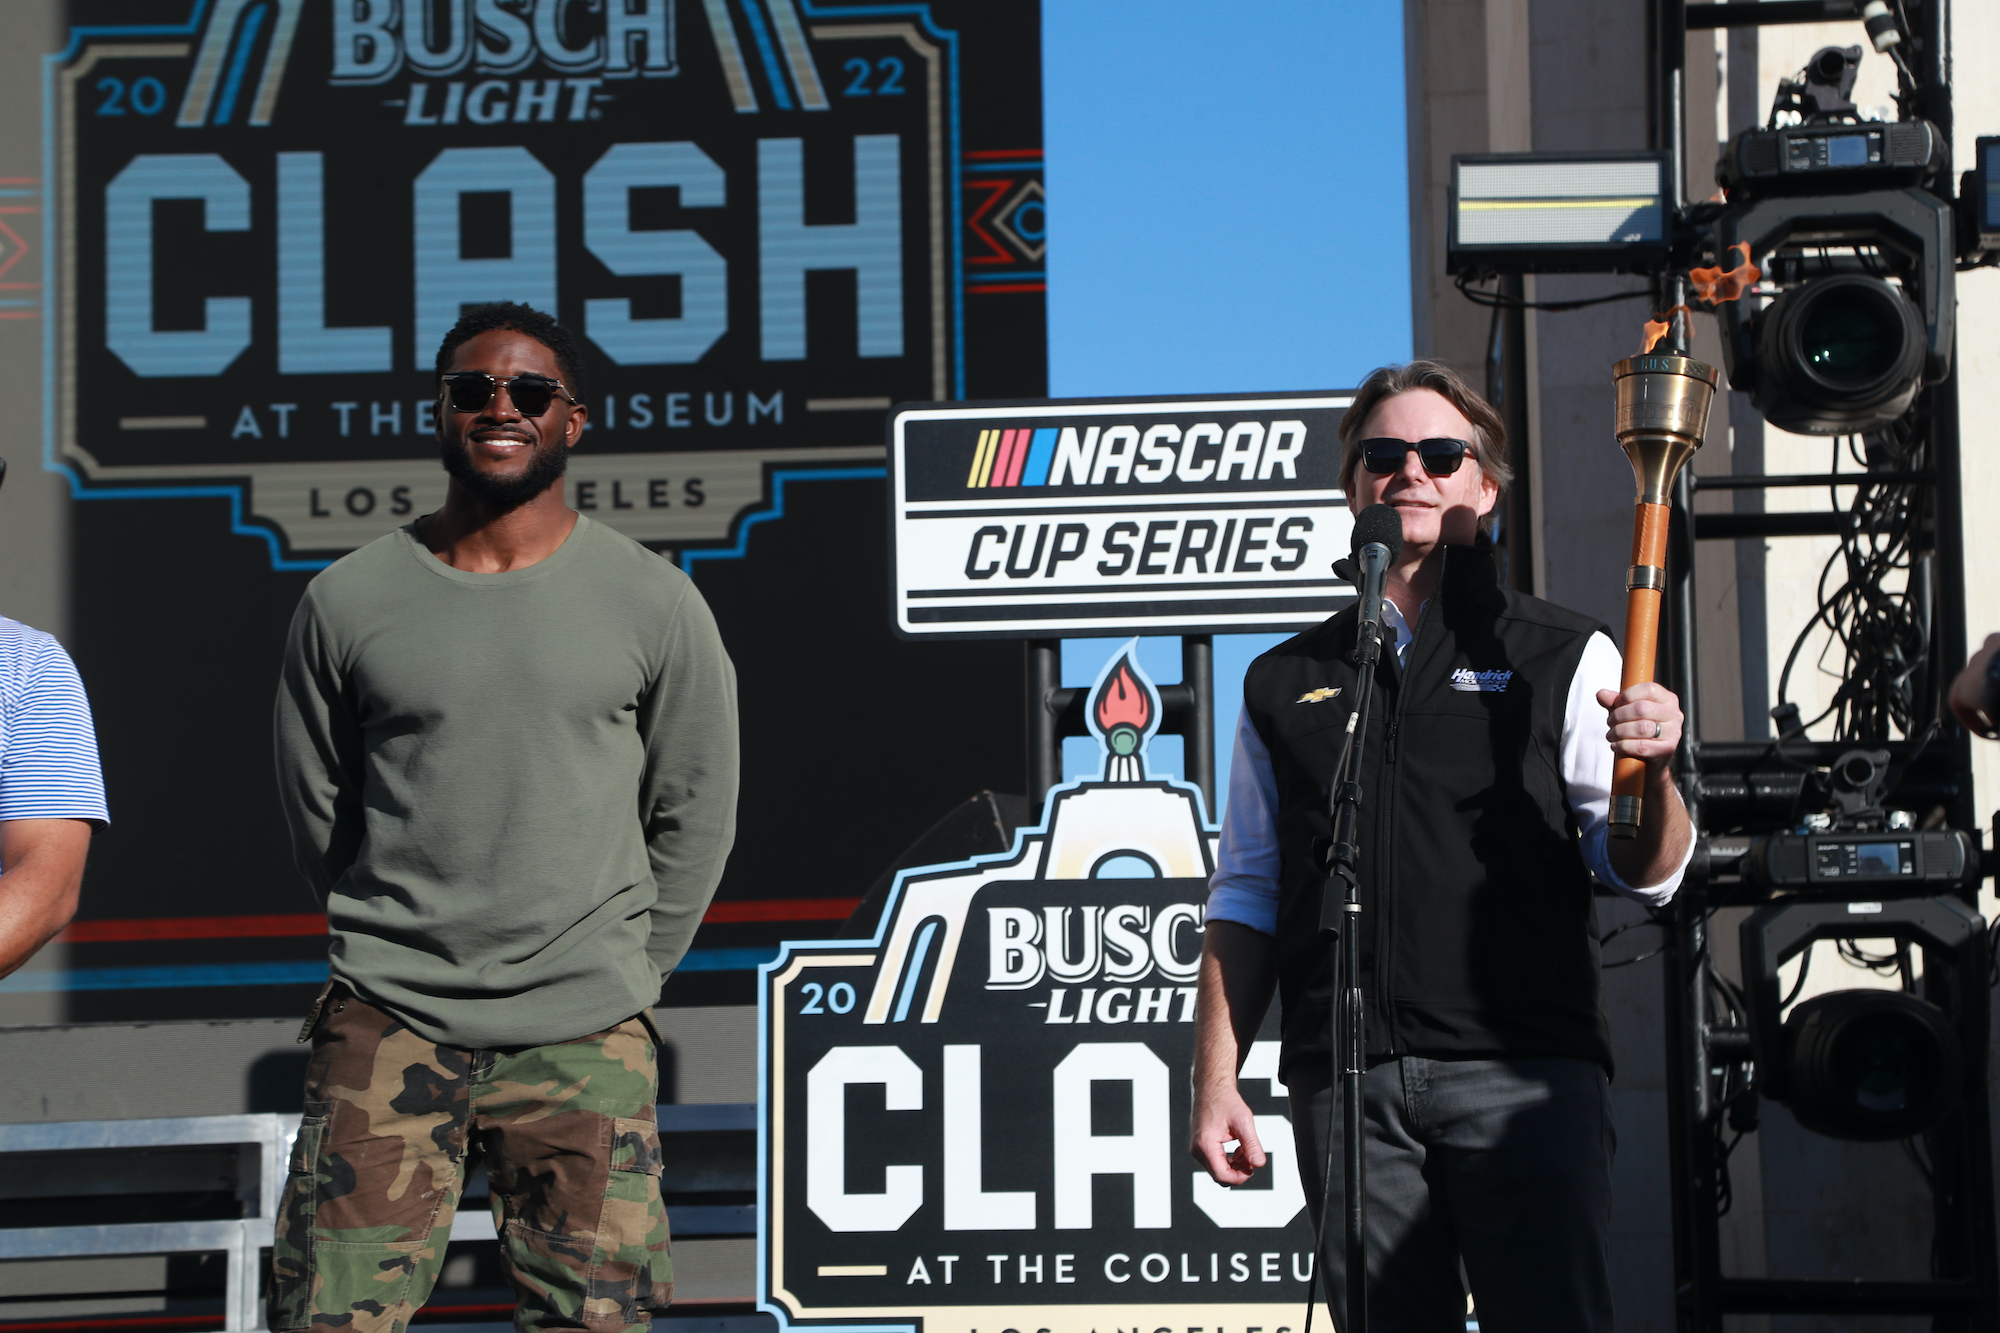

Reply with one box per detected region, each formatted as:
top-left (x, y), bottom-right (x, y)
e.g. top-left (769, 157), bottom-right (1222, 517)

top-left (1205, 706), bottom-right (1282, 936)
top-left (1564, 630), bottom-right (1692, 907)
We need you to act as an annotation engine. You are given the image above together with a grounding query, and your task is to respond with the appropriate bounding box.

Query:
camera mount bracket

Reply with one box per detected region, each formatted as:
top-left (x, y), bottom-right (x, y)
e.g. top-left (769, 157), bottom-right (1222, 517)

top-left (1739, 894), bottom-right (1985, 1103)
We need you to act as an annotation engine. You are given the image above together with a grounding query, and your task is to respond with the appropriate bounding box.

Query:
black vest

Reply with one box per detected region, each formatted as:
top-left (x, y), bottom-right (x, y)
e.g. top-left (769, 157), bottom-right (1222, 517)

top-left (1243, 542), bottom-right (1615, 1085)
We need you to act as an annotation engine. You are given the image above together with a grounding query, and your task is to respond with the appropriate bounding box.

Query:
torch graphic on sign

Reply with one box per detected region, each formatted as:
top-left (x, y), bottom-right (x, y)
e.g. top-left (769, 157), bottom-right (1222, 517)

top-left (1093, 650), bottom-right (1158, 783)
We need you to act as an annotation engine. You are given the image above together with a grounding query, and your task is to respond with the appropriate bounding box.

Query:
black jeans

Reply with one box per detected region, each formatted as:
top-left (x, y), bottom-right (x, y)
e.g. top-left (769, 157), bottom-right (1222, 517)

top-left (1288, 1056), bottom-right (1615, 1333)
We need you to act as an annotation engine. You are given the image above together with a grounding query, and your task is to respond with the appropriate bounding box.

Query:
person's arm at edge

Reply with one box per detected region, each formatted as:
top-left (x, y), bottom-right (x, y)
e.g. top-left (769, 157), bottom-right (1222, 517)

top-left (638, 579), bottom-right (740, 984)
top-left (0, 632), bottom-right (107, 978)
top-left (1948, 632), bottom-right (2000, 738)
top-left (272, 592), bottom-right (366, 905)
top-left (1190, 707), bottom-right (1282, 1187)
top-left (0, 818), bottom-right (92, 978)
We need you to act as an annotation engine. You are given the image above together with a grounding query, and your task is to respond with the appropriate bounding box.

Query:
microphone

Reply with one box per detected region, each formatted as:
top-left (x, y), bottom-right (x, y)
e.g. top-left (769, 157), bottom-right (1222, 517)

top-left (1347, 504), bottom-right (1403, 664)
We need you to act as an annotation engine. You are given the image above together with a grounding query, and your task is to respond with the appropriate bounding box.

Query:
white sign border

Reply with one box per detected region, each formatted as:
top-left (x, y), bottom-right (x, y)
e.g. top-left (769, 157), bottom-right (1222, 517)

top-left (889, 393), bottom-right (1358, 640)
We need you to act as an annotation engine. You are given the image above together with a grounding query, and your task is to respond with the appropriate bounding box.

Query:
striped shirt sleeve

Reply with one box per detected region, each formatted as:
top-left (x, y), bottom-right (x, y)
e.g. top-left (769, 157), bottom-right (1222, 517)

top-left (0, 618), bottom-right (109, 824)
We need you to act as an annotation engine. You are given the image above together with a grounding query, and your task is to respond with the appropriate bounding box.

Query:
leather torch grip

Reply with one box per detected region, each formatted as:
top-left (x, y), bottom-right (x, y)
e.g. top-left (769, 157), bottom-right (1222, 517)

top-left (1611, 502), bottom-right (1671, 837)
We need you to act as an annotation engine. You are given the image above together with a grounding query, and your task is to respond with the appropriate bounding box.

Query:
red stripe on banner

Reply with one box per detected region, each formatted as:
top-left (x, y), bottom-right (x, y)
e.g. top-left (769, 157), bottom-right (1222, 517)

top-left (967, 282), bottom-right (1047, 294)
top-left (702, 897), bottom-right (861, 923)
top-left (1004, 429), bottom-right (1032, 486)
top-left (60, 913), bottom-right (329, 943)
top-left (990, 429), bottom-right (1022, 487)
top-left (57, 898), bottom-right (864, 944)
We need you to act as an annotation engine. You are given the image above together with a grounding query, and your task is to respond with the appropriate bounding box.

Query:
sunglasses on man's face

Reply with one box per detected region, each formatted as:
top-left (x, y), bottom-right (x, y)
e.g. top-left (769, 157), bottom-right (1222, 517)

top-left (1358, 437), bottom-right (1470, 477)
top-left (438, 372), bottom-right (578, 418)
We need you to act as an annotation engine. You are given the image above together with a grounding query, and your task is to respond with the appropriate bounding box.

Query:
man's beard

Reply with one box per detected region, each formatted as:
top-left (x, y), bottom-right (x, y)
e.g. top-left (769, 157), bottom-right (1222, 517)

top-left (439, 433), bottom-right (570, 509)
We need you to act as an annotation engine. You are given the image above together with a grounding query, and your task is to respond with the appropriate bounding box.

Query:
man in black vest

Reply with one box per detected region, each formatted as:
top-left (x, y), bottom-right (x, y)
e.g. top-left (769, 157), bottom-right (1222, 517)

top-left (1189, 361), bottom-right (1692, 1332)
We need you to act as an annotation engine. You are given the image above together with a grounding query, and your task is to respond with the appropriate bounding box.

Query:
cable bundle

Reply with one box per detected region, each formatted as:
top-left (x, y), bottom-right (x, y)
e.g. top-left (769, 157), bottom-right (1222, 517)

top-left (1773, 413), bottom-right (1933, 744)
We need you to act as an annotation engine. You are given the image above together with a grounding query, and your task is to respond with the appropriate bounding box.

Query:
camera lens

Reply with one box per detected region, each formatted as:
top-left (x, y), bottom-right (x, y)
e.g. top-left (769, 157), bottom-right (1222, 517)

top-left (1835, 751), bottom-right (1880, 789)
top-left (1829, 1010), bottom-right (1930, 1116)
top-left (1785, 988), bottom-right (1962, 1140)
top-left (1809, 48), bottom-right (1849, 83)
top-left (1754, 274), bottom-right (1927, 433)
top-left (1799, 284), bottom-right (1903, 389)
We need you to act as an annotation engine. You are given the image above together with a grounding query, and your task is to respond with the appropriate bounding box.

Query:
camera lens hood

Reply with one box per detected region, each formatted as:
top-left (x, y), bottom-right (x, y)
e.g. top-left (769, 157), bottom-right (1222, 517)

top-left (1784, 987), bottom-right (1962, 1141)
top-left (1753, 274), bottom-right (1926, 433)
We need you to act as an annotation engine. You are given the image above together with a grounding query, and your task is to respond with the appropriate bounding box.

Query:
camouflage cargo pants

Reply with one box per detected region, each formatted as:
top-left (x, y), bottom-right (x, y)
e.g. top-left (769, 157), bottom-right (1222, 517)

top-left (270, 983), bottom-right (673, 1333)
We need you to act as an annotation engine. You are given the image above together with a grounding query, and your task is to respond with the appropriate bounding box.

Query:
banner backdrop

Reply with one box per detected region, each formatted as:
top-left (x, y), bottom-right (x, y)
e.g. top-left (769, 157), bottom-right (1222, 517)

top-left (761, 648), bottom-right (1318, 1333)
top-left (24, 0), bottom-right (1044, 1025)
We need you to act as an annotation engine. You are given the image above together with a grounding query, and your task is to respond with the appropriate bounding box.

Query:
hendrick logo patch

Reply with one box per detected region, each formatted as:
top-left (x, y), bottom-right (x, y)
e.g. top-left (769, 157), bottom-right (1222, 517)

top-left (1449, 668), bottom-right (1514, 693)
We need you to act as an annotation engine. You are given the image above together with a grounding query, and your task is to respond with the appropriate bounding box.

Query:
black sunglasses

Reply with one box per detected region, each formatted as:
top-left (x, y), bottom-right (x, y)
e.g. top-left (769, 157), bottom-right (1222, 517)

top-left (439, 372), bottom-right (578, 418)
top-left (1358, 436), bottom-right (1470, 477)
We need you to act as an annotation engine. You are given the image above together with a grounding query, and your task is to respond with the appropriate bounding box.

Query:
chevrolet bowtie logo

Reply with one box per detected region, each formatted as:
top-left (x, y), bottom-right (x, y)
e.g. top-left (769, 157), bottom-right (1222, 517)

top-left (1296, 687), bottom-right (1341, 703)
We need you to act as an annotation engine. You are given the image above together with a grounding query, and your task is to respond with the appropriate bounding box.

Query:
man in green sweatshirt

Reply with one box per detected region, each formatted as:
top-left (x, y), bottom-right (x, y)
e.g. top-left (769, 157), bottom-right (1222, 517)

top-left (271, 302), bottom-right (739, 1333)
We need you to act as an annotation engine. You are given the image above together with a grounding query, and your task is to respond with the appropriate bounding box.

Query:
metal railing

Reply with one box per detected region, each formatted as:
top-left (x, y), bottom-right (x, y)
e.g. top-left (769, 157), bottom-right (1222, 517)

top-left (0, 1113), bottom-right (297, 1330)
top-left (0, 1102), bottom-right (756, 1331)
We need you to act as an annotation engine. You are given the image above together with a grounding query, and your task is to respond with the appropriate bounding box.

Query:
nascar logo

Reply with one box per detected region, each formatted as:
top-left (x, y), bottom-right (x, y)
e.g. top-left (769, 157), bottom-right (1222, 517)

top-left (965, 420), bottom-right (1310, 489)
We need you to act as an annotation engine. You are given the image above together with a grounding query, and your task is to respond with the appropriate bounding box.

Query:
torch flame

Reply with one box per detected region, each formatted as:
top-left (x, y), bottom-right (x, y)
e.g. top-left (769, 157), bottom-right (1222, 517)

top-left (1641, 305), bottom-right (1696, 354)
top-left (1635, 244), bottom-right (1762, 354)
top-left (1094, 655), bottom-right (1153, 733)
top-left (1690, 242), bottom-right (1760, 305)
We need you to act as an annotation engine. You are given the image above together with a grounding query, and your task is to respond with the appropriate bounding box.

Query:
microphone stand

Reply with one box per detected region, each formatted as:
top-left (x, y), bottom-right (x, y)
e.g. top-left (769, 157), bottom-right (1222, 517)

top-left (1317, 541), bottom-right (1390, 1333)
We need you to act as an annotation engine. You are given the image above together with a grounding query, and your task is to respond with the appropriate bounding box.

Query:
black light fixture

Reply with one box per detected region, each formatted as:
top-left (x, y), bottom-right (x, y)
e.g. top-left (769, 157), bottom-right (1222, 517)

top-left (1750, 273), bottom-right (1929, 433)
top-left (1741, 896), bottom-right (1986, 1143)
top-left (1706, 44), bottom-right (1955, 435)
top-left (1782, 986), bottom-right (1963, 1140)
top-left (1712, 185), bottom-right (1953, 436)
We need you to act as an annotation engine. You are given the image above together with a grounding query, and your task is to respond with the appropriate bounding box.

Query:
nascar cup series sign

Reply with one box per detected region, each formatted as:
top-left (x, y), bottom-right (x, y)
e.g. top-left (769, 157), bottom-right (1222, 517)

top-left (49, 0), bottom-right (1041, 563)
top-left (760, 650), bottom-right (1317, 1333)
top-left (888, 395), bottom-right (1353, 637)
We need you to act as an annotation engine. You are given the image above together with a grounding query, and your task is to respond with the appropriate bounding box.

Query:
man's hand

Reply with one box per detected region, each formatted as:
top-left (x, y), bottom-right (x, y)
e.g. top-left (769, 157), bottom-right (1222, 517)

top-left (1948, 633), bottom-right (2000, 738)
top-left (1190, 1079), bottom-right (1268, 1186)
top-left (1187, 919), bottom-right (1279, 1187)
top-left (0, 818), bottom-right (92, 979)
top-left (1597, 680), bottom-right (1683, 770)
top-left (1597, 681), bottom-right (1693, 889)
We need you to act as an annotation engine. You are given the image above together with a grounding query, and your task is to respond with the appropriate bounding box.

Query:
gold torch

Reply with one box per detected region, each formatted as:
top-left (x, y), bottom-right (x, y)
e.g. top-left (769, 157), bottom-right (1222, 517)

top-left (1609, 351), bottom-right (1718, 836)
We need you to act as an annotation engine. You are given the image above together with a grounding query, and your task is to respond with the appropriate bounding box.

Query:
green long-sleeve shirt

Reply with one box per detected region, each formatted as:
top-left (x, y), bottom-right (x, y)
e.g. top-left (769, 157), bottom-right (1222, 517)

top-left (274, 516), bottom-right (738, 1048)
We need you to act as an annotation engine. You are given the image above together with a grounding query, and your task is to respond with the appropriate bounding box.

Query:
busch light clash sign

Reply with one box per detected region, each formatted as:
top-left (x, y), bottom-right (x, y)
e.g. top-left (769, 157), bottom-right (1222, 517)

top-left (760, 650), bottom-right (1317, 1333)
top-left (887, 394), bottom-right (1354, 638)
top-left (49, 0), bottom-right (1043, 562)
